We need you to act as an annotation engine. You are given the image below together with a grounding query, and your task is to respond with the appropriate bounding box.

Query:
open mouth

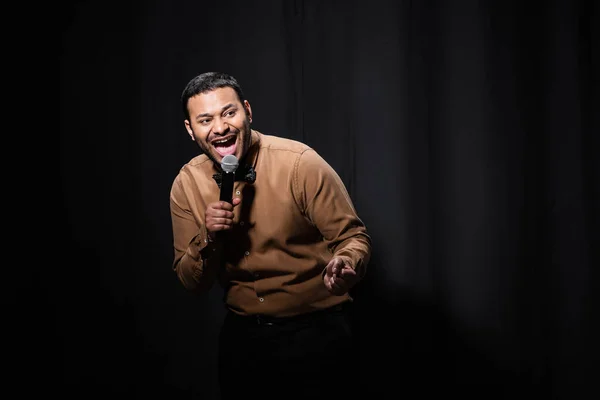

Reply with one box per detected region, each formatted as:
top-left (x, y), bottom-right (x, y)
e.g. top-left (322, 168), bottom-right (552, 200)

top-left (212, 136), bottom-right (237, 157)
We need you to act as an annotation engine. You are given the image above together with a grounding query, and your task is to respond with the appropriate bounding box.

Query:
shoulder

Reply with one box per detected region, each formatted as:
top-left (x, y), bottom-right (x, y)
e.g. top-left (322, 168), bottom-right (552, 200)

top-left (171, 154), bottom-right (214, 192)
top-left (181, 153), bottom-right (213, 172)
top-left (257, 132), bottom-right (313, 155)
top-left (254, 131), bottom-right (333, 172)
top-left (255, 132), bottom-right (333, 175)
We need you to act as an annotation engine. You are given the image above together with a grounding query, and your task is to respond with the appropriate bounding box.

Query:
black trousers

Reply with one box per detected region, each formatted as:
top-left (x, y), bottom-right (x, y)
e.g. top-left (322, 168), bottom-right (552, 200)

top-left (218, 303), bottom-right (354, 400)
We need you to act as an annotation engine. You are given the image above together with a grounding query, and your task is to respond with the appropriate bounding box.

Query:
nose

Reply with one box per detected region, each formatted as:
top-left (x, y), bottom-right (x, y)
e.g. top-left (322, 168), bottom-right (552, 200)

top-left (212, 117), bottom-right (229, 136)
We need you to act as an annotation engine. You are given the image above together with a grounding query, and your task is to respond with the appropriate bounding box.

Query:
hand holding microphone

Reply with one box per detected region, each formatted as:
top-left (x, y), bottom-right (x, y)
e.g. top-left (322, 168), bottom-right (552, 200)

top-left (205, 155), bottom-right (241, 241)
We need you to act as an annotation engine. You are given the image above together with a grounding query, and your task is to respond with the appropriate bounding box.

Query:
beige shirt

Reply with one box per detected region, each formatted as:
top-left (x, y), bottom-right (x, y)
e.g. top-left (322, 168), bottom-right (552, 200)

top-left (170, 130), bottom-right (371, 317)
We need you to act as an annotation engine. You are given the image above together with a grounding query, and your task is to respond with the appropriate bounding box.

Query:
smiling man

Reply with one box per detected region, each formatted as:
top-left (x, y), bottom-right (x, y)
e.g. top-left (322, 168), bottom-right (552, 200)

top-left (169, 72), bottom-right (371, 400)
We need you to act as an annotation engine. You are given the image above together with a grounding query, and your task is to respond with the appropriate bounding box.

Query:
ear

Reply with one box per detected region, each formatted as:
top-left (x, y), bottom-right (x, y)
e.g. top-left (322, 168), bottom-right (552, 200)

top-left (244, 100), bottom-right (253, 123)
top-left (184, 120), bottom-right (195, 141)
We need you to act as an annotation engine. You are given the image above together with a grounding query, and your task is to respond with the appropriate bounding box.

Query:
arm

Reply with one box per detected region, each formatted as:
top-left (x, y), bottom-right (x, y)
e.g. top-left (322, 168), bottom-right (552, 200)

top-left (170, 177), bottom-right (223, 294)
top-left (293, 149), bottom-right (372, 287)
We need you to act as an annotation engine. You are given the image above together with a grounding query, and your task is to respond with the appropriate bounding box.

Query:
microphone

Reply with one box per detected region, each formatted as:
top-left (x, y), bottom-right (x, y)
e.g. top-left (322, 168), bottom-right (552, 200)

top-left (219, 154), bottom-right (239, 204)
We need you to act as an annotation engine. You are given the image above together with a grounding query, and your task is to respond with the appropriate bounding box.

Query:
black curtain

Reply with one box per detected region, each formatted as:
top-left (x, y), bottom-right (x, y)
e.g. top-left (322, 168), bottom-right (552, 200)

top-left (53, 0), bottom-right (598, 399)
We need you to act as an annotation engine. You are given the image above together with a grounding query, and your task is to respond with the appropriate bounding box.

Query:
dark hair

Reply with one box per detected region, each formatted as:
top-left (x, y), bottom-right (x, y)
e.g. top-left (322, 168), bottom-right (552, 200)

top-left (181, 72), bottom-right (246, 119)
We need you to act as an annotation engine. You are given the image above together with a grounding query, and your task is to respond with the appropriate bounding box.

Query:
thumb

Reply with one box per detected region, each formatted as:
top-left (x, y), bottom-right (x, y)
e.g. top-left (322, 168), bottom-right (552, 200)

top-left (325, 257), bottom-right (342, 276)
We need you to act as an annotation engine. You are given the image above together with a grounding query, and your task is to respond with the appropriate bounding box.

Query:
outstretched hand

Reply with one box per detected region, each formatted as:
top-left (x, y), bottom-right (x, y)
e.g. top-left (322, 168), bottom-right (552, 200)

top-left (323, 257), bottom-right (357, 296)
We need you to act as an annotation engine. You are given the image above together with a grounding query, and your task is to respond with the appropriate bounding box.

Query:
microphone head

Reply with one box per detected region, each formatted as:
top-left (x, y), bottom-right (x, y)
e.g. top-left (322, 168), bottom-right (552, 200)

top-left (221, 154), bottom-right (239, 173)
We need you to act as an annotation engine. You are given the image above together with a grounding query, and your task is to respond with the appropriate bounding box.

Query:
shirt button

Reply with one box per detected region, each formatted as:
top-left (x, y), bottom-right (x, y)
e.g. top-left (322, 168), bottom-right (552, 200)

top-left (240, 221), bottom-right (244, 226)
top-left (245, 251), bottom-right (250, 256)
top-left (259, 297), bottom-right (264, 302)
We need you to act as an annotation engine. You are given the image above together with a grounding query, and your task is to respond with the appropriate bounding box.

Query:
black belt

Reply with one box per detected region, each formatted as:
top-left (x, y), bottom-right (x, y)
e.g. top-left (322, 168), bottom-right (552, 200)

top-left (229, 303), bottom-right (348, 326)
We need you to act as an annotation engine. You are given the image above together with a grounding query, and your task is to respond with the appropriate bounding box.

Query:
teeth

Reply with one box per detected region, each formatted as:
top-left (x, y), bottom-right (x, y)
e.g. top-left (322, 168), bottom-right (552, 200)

top-left (214, 138), bottom-right (231, 145)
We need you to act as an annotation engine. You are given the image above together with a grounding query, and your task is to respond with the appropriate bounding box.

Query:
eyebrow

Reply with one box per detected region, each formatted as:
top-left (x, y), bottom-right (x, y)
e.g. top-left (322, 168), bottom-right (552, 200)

top-left (195, 103), bottom-right (236, 120)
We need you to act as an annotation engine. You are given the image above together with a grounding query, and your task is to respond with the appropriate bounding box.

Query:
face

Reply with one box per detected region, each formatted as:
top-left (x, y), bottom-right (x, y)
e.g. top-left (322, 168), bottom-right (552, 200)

top-left (184, 87), bottom-right (253, 166)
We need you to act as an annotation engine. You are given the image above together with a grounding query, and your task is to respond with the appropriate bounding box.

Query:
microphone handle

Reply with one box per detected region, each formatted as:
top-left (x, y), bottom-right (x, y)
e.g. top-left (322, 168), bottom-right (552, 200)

top-left (219, 171), bottom-right (235, 204)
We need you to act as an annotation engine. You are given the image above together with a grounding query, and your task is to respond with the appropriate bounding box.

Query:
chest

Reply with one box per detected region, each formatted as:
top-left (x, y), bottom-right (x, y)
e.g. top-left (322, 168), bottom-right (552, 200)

top-left (232, 178), bottom-right (313, 240)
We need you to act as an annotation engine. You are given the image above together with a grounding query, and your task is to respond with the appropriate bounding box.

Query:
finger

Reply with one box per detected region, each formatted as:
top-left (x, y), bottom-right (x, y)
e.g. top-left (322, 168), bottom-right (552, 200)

top-left (232, 198), bottom-right (242, 207)
top-left (330, 277), bottom-right (346, 292)
top-left (327, 275), bottom-right (340, 288)
top-left (340, 267), bottom-right (357, 278)
top-left (211, 223), bottom-right (233, 232)
top-left (206, 218), bottom-right (232, 230)
top-left (207, 211), bottom-right (234, 222)
top-left (328, 258), bottom-right (343, 274)
top-left (332, 274), bottom-right (348, 287)
top-left (209, 216), bottom-right (234, 225)
top-left (336, 271), bottom-right (356, 288)
top-left (215, 208), bottom-right (235, 218)
top-left (212, 201), bottom-right (234, 211)
top-left (324, 259), bottom-right (336, 276)
top-left (222, 200), bottom-right (236, 210)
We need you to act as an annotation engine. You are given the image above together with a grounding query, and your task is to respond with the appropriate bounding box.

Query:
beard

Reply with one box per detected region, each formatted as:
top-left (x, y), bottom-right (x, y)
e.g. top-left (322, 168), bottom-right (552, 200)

top-left (198, 117), bottom-right (252, 168)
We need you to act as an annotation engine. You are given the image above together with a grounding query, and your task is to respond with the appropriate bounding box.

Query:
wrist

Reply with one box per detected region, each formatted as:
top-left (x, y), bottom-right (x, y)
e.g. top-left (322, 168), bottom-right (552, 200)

top-left (207, 231), bottom-right (216, 243)
top-left (200, 238), bottom-right (220, 259)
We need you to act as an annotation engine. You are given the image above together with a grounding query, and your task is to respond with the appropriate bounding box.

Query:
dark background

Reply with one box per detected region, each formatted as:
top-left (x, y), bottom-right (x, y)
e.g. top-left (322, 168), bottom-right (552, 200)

top-left (51, 0), bottom-right (599, 398)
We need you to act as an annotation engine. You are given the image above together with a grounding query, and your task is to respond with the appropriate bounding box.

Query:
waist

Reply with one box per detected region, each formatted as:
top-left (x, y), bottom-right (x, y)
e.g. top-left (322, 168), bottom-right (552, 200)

top-left (226, 302), bottom-right (349, 326)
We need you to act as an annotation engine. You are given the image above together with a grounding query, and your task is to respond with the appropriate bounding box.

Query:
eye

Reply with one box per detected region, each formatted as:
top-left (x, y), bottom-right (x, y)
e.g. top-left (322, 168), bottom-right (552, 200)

top-left (224, 110), bottom-right (236, 117)
top-left (199, 118), bottom-right (211, 125)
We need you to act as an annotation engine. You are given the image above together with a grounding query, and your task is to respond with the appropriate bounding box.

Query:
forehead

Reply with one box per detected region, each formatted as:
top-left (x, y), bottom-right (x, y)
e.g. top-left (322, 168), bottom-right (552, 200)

top-left (188, 87), bottom-right (241, 116)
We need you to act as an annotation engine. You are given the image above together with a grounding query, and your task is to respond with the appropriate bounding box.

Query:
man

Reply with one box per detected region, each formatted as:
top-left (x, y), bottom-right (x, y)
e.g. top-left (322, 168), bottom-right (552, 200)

top-left (170, 71), bottom-right (371, 399)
